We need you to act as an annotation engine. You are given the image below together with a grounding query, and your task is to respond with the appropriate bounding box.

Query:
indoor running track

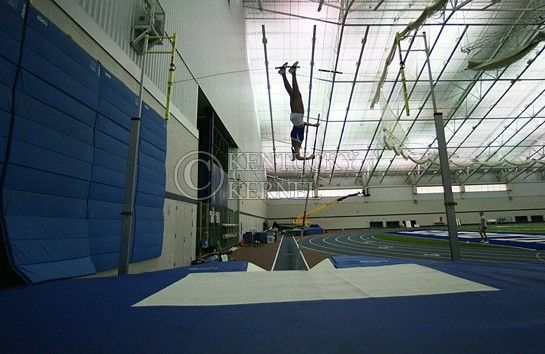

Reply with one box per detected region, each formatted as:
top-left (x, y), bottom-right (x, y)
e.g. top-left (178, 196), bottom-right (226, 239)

top-left (298, 229), bottom-right (545, 263)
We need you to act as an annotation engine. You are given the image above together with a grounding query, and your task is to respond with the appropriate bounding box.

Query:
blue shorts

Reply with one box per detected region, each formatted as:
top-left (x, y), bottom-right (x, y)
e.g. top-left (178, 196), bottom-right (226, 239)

top-left (291, 125), bottom-right (305, 144)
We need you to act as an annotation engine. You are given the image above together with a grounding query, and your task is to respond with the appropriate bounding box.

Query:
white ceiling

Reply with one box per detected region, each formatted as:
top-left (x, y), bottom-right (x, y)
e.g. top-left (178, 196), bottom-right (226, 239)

top-left (243, 0), bottom-right (545, 185)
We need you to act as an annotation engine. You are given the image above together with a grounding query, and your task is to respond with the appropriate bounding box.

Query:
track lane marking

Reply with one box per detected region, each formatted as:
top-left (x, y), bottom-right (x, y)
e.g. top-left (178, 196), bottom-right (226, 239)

top-left (301, 231), bottom-right (542, 263)
top-left (271, 235), bottom-right (284, 271)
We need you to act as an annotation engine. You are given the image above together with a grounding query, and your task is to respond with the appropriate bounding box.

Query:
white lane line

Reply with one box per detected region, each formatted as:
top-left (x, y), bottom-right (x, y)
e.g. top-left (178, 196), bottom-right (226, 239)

top-left (374, 234), bottom-right (537, 253)
top-left (305, 237), bottom-right (345, 256)
top-left (294, 236), bottom-right (310, 270)
top-left (271, 235), bottom-right (284, 271)
top-left (330, 234), bottom-right (436, 255)
top-left (536, 252), bottom-right (545, 262)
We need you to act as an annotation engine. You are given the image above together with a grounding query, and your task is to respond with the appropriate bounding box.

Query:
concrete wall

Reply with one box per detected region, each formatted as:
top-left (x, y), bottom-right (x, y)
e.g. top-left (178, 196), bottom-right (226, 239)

top-left (239, 199), bottom-right (268, 233)
top-left (267, 182), bottom-right (545, 229)
top-left (165, 0), bottom-right (262, 152)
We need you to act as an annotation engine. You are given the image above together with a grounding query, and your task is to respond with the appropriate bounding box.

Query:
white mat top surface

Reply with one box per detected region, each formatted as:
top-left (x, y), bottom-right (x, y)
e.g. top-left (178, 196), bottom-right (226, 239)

top-left (133, 264), bottom-right (497, 307)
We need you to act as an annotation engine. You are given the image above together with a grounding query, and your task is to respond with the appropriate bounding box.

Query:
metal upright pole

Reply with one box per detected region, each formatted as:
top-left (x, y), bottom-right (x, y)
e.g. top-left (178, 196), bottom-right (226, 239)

top-left (119, 35), bottom-right (149, 275)
top-left (422, 32), bottom-right (460, 261)
top-left (261, 25), bottom-right (277, 175)
top-left (302, 25), bottom-right (317, 179)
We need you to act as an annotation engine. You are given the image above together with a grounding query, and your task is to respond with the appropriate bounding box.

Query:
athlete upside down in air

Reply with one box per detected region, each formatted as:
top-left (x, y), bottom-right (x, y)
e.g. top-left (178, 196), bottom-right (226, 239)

top-left (278, 62), bottom-right (319, 161)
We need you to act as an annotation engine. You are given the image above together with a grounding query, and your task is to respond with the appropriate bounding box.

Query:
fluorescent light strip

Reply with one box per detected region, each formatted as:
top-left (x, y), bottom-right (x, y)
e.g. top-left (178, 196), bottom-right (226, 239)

top-left (416, 184), bottom-right (507, 194)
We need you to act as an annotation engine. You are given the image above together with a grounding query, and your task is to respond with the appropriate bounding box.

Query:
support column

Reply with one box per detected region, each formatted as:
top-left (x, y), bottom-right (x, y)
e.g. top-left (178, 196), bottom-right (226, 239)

top-left (423, 32), bottom-right (460, 261)
top-left (433, 112), bottom-right (461, 261)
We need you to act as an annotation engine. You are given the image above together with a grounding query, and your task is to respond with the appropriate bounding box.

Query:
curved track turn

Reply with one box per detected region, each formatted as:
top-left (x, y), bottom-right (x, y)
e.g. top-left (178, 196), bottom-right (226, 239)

top-left (298, 229), bottom-right (545, 264)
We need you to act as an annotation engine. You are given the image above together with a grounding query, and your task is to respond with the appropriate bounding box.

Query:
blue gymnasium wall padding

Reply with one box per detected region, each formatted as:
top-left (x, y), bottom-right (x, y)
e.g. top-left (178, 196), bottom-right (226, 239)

top-left (88, 66), bottom-right (133, 271)
top-left (132, 104), bottom-right (166, 262)
top-left (3, 5), bottom-right (98, 281)
top-left (0, 4), bottom-right (167, 282)
top-left (0, 0), bottom-right (23, 174)
top-left (0, 0), bottom-right (25, 65)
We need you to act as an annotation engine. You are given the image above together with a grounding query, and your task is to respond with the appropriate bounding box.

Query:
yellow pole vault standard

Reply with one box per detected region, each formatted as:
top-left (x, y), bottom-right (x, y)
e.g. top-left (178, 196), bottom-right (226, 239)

top-left (293, 190), bottom-right (364, 227)
top-left (396, 33), bottom-right (410, 116)
top-left (164, 33), bottom-right (177, 121)
top-left (145, 33), bottom-right (177, 121)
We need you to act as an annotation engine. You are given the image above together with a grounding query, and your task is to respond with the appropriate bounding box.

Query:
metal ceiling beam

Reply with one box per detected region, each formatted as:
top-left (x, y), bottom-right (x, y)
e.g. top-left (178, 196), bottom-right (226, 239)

top-left (407, 7), bottom-right (535, 185)
top-left (324, 115), bottom-right (545, 123)
top-left (244, 6), bottom-right (544, 26)
top-left (362, 2), bottom-right (476, 185)
top-left (329, 26), bottom-right (370, 183)
top-left (264, 143), bottom-right (544, 154)
top-left (448, 45), bottom-right (545, 158)
top-left (306, 0), bottom-right (539, 12)
top-left (426, 39), bottom-right (545, 183)
top-left (355, 33), bottom-right (419, 184)
top-left (379, 26), bottom-right (469, 184)
top-left (459, 89), bottom-right (545, 183)
top-left (374, 0), bottom-right (386, 11)
top-left (505, 151), bottom-right (545, 182)
top-left (406, 74), bottom-right (488, 185)
top-left (317, 0), bottom-right (324, 12)
top-left (314, 77), bottom-right (545, 84)
top-left (315, 0), bottom-right (355, 185)
top-left (474, 118), bottom-right (545, 181)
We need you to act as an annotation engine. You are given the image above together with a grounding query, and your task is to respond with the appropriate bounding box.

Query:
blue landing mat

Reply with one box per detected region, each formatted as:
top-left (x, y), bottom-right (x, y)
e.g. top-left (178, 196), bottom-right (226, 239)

top-left (1, 258), bottom-right (545, 353)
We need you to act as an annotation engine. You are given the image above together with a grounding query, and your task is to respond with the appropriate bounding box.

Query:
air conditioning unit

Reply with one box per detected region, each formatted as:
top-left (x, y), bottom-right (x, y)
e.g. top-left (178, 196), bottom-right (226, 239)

top-left (131, 0), bottom-right (166, 54)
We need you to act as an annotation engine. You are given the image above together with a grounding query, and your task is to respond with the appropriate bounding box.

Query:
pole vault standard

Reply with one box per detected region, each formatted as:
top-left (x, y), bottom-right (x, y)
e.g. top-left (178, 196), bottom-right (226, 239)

top-left (119, 32), bottom-right (177, 275)
top-left (422, 31), bottom-right (461, 261)
top-left (261, 25), bottom-right (278, 175)
top-left (301, 25), bottom-right (317, 180)
top-left (119, 35), bottom-right (148, 276)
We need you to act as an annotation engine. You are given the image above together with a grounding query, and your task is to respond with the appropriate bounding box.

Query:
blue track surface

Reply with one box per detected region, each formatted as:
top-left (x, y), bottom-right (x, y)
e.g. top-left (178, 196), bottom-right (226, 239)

top-left (392, 229), bottom-right (545, 250)
top-left (1, 258), bottom-right (544, 353)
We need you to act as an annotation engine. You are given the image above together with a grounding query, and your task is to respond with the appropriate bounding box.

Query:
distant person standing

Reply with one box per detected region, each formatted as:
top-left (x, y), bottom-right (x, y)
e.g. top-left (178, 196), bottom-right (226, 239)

top-left (479, 211), bottom-right (489, 243)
